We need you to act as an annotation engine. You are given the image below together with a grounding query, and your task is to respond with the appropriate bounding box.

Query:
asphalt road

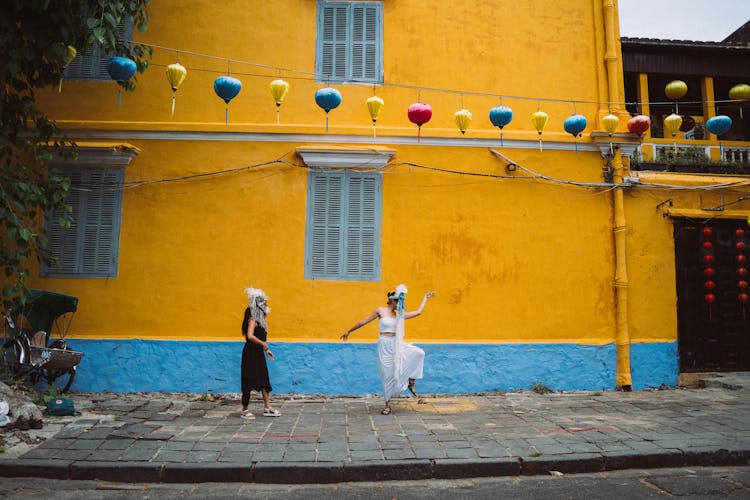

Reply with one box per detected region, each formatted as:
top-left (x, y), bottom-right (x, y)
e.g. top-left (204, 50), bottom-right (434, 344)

top-left (0, 466), bottom-right (747, 499)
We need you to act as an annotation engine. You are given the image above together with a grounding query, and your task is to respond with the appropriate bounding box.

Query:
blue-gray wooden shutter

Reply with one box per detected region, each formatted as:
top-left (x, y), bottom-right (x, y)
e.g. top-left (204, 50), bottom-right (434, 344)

top-left (316, 2), bottom-right (382, 83)
top-left (350, 4), bottom-right (380, 82)
top-left (64, 17), bottom-right (134, 80)
top-left (43, 167), bottom-right (124, 277)
top-left (305, 170), bottom-right (381, 281)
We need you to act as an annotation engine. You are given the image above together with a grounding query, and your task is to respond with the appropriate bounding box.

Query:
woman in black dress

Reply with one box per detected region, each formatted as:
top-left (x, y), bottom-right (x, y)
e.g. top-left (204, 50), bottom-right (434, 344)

top-left (240, 287), bottom-right (281, 419)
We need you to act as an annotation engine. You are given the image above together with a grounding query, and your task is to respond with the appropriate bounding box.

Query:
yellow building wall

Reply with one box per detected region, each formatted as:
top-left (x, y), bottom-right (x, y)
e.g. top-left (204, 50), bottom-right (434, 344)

top-left (28, 1), bottom-right (682, 350)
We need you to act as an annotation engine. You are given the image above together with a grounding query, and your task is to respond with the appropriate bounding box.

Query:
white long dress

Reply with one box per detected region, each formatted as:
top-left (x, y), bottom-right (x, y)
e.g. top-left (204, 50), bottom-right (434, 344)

top-left (377, 314), bottom-right (424, 401)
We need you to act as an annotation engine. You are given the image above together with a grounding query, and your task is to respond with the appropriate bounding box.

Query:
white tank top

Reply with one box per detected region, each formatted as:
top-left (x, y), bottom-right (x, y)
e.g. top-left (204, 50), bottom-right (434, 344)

top-left (378, 314), bottom-right (397, 333)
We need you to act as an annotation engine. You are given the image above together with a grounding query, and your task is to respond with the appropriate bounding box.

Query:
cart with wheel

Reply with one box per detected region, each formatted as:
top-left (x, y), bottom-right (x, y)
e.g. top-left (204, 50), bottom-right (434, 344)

top-left (2, 289), bottom-right (83, 393)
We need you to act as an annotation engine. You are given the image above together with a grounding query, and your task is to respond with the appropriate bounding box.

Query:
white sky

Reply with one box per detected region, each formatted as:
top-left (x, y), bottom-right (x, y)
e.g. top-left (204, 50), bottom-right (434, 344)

top-left (618, 0), bottom-right (750, 41)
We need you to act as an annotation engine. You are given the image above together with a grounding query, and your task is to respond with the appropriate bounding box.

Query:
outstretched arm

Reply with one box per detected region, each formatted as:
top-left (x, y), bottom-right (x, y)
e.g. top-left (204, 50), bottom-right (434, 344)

top-left (341, 310), bottom-right (379, 341)
top-left (405, 291), bottom-right (435, 319)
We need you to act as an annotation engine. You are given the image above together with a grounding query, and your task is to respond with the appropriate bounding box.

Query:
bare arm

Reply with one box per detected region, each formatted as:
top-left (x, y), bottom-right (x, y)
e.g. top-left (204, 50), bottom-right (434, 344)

top-left (245, 318), bottom-right (275, 360)
top-left (341, 310), bottom-right (380, 341)
top-left (404, 291), bottom-right (435, 319)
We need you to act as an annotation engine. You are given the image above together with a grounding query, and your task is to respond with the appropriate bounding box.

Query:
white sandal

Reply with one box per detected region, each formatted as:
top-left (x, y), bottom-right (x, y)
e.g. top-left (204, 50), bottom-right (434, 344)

top-left (240, 410), bottom-right (255, 420)
top-left (263, 407), bottom-right (281, 417)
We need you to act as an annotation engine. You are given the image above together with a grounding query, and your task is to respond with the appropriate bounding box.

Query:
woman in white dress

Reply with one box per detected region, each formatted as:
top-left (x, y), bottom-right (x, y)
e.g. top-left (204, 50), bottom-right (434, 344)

top-left (342, 287), bottom-right (435, 415)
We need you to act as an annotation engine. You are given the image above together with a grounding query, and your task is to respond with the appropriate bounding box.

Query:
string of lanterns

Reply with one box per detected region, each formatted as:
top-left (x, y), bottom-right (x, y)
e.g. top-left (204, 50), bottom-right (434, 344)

top-left (101, 55), bottom-right (749, 143)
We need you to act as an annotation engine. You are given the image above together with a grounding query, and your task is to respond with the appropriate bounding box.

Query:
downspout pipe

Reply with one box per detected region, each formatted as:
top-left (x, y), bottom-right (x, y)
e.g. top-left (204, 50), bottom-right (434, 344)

top-left (611, 148), bottom-right (633, 391)
top-left (602, 0), bottom-right (633, 390)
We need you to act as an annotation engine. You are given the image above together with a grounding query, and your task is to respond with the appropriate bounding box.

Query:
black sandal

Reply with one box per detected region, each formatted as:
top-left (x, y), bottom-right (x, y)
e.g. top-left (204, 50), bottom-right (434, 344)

top-left (381, 406), bottom-right (392, 415)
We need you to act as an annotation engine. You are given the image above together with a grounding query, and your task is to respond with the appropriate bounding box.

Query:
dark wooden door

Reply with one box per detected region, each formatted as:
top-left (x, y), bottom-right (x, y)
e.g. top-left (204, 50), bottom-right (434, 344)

top-left (674, 219), bottom-right (750, 372)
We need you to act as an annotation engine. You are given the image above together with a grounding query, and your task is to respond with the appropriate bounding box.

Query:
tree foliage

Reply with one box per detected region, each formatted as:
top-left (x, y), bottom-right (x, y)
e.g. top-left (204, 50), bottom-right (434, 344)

top-left (1, 0), bottom-right (151, 305)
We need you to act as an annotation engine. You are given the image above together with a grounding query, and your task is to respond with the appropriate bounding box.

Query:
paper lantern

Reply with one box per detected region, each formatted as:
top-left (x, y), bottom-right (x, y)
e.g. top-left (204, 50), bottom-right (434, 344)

top-left (454, 109), bottom-right (472, 135)
top-left (627, 115), bottom-right (651, 135)
top-left (106, 56), bottom-right (137, 107)
top-left (315, 87), bottom-right (342, 132)
top-left (602, 114), bottom-right (619, 135)
top-left (530, 110), bottom-right (548, 151)
top-left (408, 102), bottom-right (432, 143)
top-left (563, 114), bottom-right (587, 152)
top-left (214, 76), bottom-right (242, 125)
top-left (489, 105), bottom-right (513, 146)
top-left (665, 80), bottom-right (688, 100)
top-left (59, 45), bottom-right (77, 92)
top-left (165, 63), bottom-right (187, 117)
top-left (663, 113), bottom-right (683, 138)
top-left (706, 115), bottom-right (732, 137)
top-left (269, 79), bottom-right (290, 125)
top-left (366, 95), bottom-right (385, 138)
top-left (730, 83), bottom-right (750, 119)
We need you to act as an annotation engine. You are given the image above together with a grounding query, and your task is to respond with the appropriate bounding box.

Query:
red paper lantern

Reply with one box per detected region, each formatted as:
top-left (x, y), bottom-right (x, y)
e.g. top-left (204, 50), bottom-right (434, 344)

top-left (702, 227), bottom-right (713, 237)
top-left (704, 267), bottom-right (716, 278)
top-left (704, 293), bottom-right (716, 303)
top-left (736, 229), bottom-right (746, 238)
top-left (702, 241), bottom-right (713, 250)
top-left (739, 267), bottom-right (748, 277)
top-left (739, 280), bottom-right (749, 290)
top-left (737, 241), bottom-right (747, 251)
top-left (407, 102), bottom-right (433, 143)
top-left (739, 293), bottom-right (749, 303)
top-left (738, 255), bottom-right (748, 264)
top-left (704, 280), bottom-right (716, 290)
top-left (627, 115), bottom-right (650, 135)
top-left (703, 254), bottom-right (714, 264)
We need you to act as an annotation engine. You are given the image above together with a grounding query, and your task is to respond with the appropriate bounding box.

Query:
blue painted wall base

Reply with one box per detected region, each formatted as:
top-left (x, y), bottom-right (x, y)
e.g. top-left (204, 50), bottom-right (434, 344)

top-left (66, 339), bottom-right (678, 394)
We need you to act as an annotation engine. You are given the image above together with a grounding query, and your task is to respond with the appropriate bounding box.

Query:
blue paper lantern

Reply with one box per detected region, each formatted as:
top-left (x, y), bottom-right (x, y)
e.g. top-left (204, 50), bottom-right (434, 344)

top-left (489, 105), bottom-right (513, 146)
top-left (489, 106), bottom-right (513, 128)
top-left (315, 87), bottom-right (342, 132)
top-left (706, 115), bottom-right (732, 136)
top-left (315, 87), bottom-right (342, 112)
top-left (564, 113), bottom-right (587, 153)
top-left (106, 56), bottom-right (137, 107)
top-left (563, 114), bottom-right (587, 137)
top-left (214, 76), bottom-right (242, 125)
top-left (214, 76), bottom-right (242, 104)
top-left (106, 56), bottom-right (137, 83)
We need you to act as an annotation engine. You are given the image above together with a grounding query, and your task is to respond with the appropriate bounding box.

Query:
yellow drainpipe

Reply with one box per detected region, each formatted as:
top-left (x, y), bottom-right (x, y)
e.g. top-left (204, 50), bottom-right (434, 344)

top-left (603, 0), bottom-right (633, 389)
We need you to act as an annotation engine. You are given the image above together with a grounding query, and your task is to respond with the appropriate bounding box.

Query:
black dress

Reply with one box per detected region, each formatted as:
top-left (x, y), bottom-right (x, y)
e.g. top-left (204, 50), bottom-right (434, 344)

top-left (241, 307), bottom-right (272, 394)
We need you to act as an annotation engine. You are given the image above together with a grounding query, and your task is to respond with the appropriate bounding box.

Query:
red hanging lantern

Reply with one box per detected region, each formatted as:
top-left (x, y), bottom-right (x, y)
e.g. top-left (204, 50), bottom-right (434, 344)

top-left (702, 241), bottom-right (713, 250)
top-left (704, 280), bottom-right (716, 290)
top-left (738, 254), bottom-right (748, 264)
top-left (408, 102), bottom-right (433, 143)
top-left (702, 227), bottom-right (713, 237)
top-left (739, 267), bottom-right (748, 277)
top-left (737, 241), bottom-right (747, 251)
top-left (705, 292), bottom-right (716, 320)
top-left (740, 293), bottom-right (750, 303)
top-left (736, 229), bottom-right (746, 238)
top-left (739, 280), bottom-right (748, 290)
top-left (704, 267), bottom-right (716, 278)
top-left (703, 254), bottom-right (714, 264)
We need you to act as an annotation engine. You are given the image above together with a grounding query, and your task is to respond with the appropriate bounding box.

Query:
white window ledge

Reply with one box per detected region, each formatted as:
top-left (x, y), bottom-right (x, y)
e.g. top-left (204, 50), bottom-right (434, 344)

top-left (49, 142), bottom-right (140, 167)
top-left (296, 146), bottom-right (395, 169)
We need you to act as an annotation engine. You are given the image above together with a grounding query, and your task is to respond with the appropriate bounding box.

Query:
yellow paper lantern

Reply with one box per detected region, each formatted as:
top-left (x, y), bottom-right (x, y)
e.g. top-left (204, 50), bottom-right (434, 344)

top-left (454, 109), bottom-right (472, 135)
top-left (366, 95), bottom-right (384, 123)
top-left (531, 111), bottom-right (548, 151)
top-left (366, 95), bottom-right (384, 138)
top-left (165, 63), bottom-right (187, 117)
top-left (730, 83), bottom-right (750, 119)
top-left (63, 45), bottom-right (77, 67)
top-left (663, 113), bottom-right (683, 138)
top-left (58, 45), bottom-right (77, 92)
top-left (269, 79), bottom-right (290, 125)
top-left (665, 80), bottom-right (688, 100)
top-left (602, 114), bottom-right (619, 135)
top-left (270, 79), bottom-right (290, 106)
top-left (729, 84), bottom-right (750, 101)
